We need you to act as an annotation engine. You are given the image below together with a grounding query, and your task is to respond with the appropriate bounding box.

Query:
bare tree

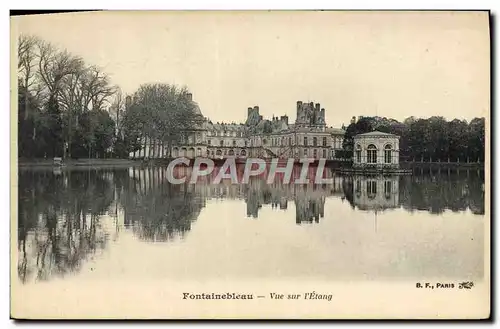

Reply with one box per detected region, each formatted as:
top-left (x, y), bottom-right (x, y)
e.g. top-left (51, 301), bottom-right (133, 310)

top-left (129, 83), bottom-right (204, 159)
top-left (17, 34), bottom-right (41, 147)
top-left (18, 35), bottom-right (39, 88)
top-left (36, 41), bottom-right (83, 98)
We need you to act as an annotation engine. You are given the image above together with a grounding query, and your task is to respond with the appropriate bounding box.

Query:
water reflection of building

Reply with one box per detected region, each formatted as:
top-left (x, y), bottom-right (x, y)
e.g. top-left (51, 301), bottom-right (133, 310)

top-left (243, 177), bottom-right (344, 224)
top-left (352, 175), bottom-right (400, 211)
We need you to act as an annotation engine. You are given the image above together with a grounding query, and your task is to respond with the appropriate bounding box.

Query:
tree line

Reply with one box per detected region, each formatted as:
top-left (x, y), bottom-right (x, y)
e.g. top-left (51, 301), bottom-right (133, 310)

top-left (339, 115), bottom-right (485, 163)
top-left (17, 35), bottom-right (200, 160)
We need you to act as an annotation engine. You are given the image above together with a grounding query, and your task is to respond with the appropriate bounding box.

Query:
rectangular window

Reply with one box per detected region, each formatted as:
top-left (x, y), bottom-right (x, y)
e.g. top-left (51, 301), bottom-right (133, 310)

top-left (304, 149), bottom-right (308, 156)
top-left (322, 137), bottom-right (327, 147)
top-left (208, 139), bottom-right (211, 145)
top-left (385, 150), bottom-right (392, 163)
top-left (355, 180), bottom-right (361, 193)
top-left (313, 137), bottom-right (317, 146)
top-left (367, 150), bottom-right (377, 164)
top-left (322, 149), bottom-right (327, 158)
top-left (367, 181), bottom-right (377, 197)
top-left (356, 150), bottom-right (361, 163)
top-left (384, 181), bottom-right (392, 195)
top-left (304, 137), bottom-right (308, 146)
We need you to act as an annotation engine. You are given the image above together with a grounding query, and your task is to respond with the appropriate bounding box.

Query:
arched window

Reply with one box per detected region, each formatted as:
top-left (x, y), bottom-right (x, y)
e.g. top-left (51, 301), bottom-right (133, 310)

top-left (216, 149), bottom-right (222, 156)
top-left (263, 138), bottom-right (267, 145)
top-left (355, 144), bottom-right (362, 163)
top-left (228, 149), bottom-right (235, 156)
top-left (172, 147), bottom-right (179, 157)
top-left (367, 144), bottom-right (377, 164)
top-left (384, 144), bottom-right (392, 164)
top-left (241, 149), bottom-right (247, 156)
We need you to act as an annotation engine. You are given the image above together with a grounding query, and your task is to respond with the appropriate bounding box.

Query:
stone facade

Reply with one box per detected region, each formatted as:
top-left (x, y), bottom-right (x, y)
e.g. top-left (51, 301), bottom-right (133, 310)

top-left (129, 95), bottom-right (346, 160)
top-left (352, 131), bottom-right (400, 169)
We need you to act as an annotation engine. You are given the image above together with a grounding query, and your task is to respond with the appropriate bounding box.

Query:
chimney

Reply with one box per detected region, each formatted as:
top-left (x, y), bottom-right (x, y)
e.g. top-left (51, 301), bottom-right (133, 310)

top-left (248, 107), bottom-right (253, 116)
top-left (253, 106), bottom-right (259, 115)
top-left (309, 102), bottom-right (314, 108)
top-left (297, 101), bottom-right (303, 109)
top-left (315, 103), bottom-right (320, 111)
top-left (187, 93), bottom-right (193, 101)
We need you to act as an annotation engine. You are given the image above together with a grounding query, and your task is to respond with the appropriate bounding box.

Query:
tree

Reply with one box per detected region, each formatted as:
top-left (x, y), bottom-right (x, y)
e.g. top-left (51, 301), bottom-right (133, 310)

top-left (17, 34), bottom-right (118, 159)
top-left (341, 117), bottom-right (374, 158)
top-left (123, 83), bottom-right (203, 158)
top-left (467, 118), bottom-right (485, 162)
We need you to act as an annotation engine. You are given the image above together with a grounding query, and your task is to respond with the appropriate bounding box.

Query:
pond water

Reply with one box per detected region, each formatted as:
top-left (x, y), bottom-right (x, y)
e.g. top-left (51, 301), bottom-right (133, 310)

top-left (16, 166), bottom-right (485, 285)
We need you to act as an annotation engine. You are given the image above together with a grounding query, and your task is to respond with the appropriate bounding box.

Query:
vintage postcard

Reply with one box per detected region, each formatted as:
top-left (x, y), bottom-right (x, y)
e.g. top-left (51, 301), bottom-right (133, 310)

top-left (10, 10), bottom-right (490, 319)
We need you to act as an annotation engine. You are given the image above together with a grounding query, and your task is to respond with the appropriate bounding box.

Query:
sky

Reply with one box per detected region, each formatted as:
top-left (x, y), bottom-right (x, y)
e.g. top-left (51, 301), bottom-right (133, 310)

top-left (11, 11), bottom-right (490, 127)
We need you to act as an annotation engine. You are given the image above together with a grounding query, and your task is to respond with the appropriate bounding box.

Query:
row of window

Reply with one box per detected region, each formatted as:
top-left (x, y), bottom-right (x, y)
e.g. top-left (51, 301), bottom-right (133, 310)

top-left (208, 131), bottom-right (244, 137)
top-left (355, 144), bottom-right (394, 164)
top-left (180, 134), bottom-right (342, 148)
top-left (260, 136), bottom-right (332, 147)
top-left (355, 180), bottom-right (394, 199)
top-left (208, 140), bottom-right (248, 147)
top-left (210, 149), bottom-right (247, 156)
top-left (355, 150), bottom-right (393, 164)
top-left (207, 148), bottom-right (331, 158)
top-left (171, 148), bottom-right (249, 157)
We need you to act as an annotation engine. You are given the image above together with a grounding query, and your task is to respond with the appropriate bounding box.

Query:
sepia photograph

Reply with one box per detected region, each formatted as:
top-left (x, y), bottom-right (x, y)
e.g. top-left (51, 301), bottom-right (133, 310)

top-left (10, 10), bottom-right (490, 320)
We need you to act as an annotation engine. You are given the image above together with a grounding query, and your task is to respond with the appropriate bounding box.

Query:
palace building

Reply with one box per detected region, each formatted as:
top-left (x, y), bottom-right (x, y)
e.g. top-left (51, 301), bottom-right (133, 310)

top-left (129, 94), bottom-right (346, 160)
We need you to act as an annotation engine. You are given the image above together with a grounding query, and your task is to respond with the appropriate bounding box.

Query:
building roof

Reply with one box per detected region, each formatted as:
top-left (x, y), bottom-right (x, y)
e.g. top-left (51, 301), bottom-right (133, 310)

top-left (325, 127), bottom-right (345, 135)
top-left (354, 131), bottom-right (399, 138)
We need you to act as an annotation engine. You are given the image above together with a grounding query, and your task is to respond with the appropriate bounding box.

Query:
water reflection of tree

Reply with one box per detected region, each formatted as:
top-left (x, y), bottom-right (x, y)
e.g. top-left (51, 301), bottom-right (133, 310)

top-left (17, 169), bottom-right (114, 283)
top-left (244, 178), bottom-right (340, 224)
top-left (399, 170), bottom-right (485, 215)
top-left (121, 167), bottom-right (205, 242)
top-left (342, 170), bottom-right (484, 215)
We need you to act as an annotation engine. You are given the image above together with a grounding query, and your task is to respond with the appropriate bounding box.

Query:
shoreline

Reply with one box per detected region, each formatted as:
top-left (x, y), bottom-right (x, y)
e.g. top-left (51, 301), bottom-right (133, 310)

top-left (18, 158), bottom-right (143, 169)
top-left (17, 158), bottom-right (485, 170)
